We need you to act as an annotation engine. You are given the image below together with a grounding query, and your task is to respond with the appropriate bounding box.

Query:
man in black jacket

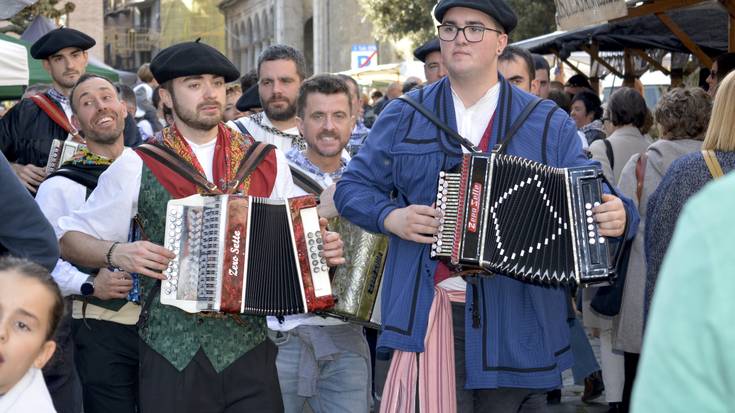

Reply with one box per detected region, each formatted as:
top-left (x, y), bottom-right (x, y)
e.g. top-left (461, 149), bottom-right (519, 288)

top-left (0, 27), bottom-right (139, 193)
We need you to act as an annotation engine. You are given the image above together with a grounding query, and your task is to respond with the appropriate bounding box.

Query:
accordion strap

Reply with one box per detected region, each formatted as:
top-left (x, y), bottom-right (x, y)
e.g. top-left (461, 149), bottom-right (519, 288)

top-left (30, 94), bottom-right (85, 143)
top-left (229, 142), bottom-right (275, 193)
top-left (397, 95), bottom-right (481, 153)
top-left (494, 98), bottom-right (543, 154)
top-left (135, 143), bottom-right (221, 193)
top-left (702, 150), bottom-right (725, 179)
top-left (290, 165), bottom-right (324, 195)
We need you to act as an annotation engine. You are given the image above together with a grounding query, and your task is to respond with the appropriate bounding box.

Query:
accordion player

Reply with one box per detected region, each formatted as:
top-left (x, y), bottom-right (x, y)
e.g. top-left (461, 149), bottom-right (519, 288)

top-left (432, 152), bottom-right (614, 286)
top-left (160, 193), bottom-right (336, 316)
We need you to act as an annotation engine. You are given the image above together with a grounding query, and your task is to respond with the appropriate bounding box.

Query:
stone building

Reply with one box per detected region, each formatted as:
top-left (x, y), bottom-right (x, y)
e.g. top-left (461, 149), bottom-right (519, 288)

top-left (218, 0), bottom-right (398, 75)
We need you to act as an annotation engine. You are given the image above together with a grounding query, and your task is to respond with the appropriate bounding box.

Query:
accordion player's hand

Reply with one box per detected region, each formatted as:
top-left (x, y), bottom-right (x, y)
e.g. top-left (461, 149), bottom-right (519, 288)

top-left (319, 217), bottom-right (345, 266)
top-left (93, 268), bottom-right (133, 300)
top-left (383, 204), bottom-right (441, 244)
top-left (593, 194), bottom-right (626, 238)
top-left (110, 241), bottom-right (175, 280)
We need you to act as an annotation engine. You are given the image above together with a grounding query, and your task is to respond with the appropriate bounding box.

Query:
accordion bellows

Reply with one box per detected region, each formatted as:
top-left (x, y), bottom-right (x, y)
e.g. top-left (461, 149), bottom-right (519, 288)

top-left (161, 194), bottom-right (335, 315)
top-left (432, 153), bottom-right (612, 286)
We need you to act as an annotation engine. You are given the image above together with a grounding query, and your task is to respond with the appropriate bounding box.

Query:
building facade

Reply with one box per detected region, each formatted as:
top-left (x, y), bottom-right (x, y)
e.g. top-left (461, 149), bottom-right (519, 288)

top-left (219, 0), bottom-right (397, 75)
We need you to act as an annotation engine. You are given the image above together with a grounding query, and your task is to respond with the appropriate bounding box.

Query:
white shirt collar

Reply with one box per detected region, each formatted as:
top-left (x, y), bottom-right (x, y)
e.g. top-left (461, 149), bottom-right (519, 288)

top-left (450, 82), bottom-right (501, 150)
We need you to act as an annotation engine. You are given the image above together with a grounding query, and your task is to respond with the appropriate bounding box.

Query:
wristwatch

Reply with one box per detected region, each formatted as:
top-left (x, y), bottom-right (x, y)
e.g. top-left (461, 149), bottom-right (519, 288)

top-left (81, 275), bottom-right (95, 296)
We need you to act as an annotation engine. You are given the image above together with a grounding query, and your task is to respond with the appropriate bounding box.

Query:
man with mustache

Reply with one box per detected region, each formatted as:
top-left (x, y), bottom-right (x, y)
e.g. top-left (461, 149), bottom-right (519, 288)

top-left (272, 74), bottom-right (371, 413)
top-left (334, 0), bottom-right (638, 411)
top-left (0, 27), bottom-right (140, 194)
top-left (34, 73), bottom-right (139, 413)
top-left (230, 44), bottom-right (307, 152)
top-left (58, 40), bottom-right (345, 412)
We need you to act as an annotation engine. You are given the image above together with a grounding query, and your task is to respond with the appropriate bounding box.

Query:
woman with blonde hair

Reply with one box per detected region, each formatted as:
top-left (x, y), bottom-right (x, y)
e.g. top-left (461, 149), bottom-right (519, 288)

top-left (613, 86), bottom-right (712, 411)
top-left (645, 71), bottom-right (735, 323)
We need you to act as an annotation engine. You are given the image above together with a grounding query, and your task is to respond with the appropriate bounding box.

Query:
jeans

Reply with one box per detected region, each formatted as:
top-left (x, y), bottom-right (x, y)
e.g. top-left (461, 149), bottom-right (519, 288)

top-left (271, 328), bottom-right (370, 413)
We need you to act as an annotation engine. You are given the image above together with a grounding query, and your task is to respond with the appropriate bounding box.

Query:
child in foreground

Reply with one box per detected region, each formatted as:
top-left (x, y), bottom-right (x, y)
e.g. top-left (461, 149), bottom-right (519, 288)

top-left (0, 256), bottom-right (64, 413)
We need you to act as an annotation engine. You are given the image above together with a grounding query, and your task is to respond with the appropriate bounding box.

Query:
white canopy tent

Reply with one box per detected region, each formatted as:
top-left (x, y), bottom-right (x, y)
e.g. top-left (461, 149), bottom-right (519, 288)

top-left (0, 37), bottom-right (29, 87)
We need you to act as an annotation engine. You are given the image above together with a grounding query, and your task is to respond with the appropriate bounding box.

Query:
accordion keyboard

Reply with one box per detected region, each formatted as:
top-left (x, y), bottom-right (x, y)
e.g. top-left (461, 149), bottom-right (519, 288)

top-left (432, 171), bottom-right (462, 259)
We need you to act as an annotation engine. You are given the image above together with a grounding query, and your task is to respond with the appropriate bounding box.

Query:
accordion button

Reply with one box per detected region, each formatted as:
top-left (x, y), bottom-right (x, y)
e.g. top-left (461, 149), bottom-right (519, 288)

top-left (317, 245), bottom-right (323, 251)
top-left (587, 217), bottom-right (594, 224)
top-left (313, 266), bottom-right (320, 273)
top-left (589, 238), bottom-right (596, 245)
top-left (588, 224), bottom-right (594, 231)
top-left (599, 237), bottom-right (606, 244)
top-left (588, 231), bottom-right (595, 238)
top-left (585, 210), bottom-right (593, 217)
top-left (594, 201), bottom-right (601, 207)
top-left (585, 202), bottom-right (592, 209)
top-left (320, 258), bottom-right (326, 264)
top-left (307, 232), bottom-right (314, 238)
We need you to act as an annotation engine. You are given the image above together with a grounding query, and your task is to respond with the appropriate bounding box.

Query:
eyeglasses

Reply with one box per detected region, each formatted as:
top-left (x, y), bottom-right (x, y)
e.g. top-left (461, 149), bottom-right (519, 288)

top-left (437, 24), bottom-right (502, 43)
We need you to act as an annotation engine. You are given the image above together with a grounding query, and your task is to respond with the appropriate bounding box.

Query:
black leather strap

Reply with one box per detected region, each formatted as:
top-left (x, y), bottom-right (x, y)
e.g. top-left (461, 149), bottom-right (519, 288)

top-left (603, 139), bottom-right (615, 170)
top-left (397, 95), bottom-right (481, 153)
top-left (289, 165), bottom-right (324, 195)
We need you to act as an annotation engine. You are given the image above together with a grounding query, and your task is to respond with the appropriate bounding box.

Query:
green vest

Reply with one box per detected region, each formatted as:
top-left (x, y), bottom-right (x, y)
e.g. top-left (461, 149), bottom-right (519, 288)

top-left (137, 164), bottom-right (267, 372)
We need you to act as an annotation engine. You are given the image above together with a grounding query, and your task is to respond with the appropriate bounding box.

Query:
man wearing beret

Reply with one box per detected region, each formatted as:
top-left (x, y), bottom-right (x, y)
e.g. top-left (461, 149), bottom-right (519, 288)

top-left (58, 40), bottom-right (345, 412)
top-left (0, 27), bottom-right (140, 194)
top-left (335, 0), bottom-right (638, 411)
top-left (413, 37), bottom-right (447, 84)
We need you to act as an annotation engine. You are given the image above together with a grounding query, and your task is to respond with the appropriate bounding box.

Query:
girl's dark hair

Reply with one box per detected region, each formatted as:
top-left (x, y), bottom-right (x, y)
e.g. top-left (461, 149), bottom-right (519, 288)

top-left (0, 256), bottom-right (64, 340)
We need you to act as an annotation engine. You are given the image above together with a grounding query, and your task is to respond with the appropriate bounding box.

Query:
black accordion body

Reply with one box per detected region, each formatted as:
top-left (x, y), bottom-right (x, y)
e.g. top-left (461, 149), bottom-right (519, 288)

top-left (432, 153), bottom-right (611, 286)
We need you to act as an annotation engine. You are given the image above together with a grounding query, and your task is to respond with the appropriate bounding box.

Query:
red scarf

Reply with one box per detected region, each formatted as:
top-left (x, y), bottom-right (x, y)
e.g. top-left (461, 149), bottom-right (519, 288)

top-left (135, 123), bottom-right (277, 198)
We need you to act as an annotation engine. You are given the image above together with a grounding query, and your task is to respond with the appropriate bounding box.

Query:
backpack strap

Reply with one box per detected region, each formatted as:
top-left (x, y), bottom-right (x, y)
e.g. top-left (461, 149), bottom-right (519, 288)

top-left (702, 150), bottom-right (725, 179)
top-left (635, 152), bottom-right (648, 203)
top-left (603, 139), bottom-right (615, 170)
top-left (30, 94), bottom-right (84, 143)
top-left (233, 119), bottom-right (251, 136)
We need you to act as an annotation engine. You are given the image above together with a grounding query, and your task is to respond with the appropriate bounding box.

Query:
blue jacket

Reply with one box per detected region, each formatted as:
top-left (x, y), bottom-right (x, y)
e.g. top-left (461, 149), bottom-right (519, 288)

top-left (334, 76), bottom-right (638, 389)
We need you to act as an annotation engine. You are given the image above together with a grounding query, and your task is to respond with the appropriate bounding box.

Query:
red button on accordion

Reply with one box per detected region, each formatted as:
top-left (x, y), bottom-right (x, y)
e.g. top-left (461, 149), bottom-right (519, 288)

top-left (161, 194), bottom-right (335, 315)
top-left (432, 153), bottom-right (612, 286)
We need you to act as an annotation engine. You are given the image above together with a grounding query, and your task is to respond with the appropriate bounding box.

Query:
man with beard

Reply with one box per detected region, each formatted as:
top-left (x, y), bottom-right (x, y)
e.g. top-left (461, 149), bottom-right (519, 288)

top-left (34, 73), bottom-right (139, 413)
top-left (0, 27), bottom-right (139, 193)
top-left (57, 40), bottom-right (345, 412)
top-left (272, 74), bottom-right (371, 413)
top-left (230, 44), bottom-right (307, 152)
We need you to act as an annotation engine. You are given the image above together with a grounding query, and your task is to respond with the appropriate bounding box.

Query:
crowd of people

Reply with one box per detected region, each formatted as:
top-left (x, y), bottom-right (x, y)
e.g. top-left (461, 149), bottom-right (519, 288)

top-left (1, 0), bottom-right (735, 412)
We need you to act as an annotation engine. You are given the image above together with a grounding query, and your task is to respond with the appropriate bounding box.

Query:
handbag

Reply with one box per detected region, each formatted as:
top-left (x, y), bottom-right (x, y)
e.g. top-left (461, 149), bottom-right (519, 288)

top-left (590, 152), bottom-right (646, 316)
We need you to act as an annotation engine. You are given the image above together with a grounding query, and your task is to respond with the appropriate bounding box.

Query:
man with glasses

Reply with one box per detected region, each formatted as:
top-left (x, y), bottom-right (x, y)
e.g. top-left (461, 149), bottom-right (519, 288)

top-left (335, 0), bottom-right (636, 411)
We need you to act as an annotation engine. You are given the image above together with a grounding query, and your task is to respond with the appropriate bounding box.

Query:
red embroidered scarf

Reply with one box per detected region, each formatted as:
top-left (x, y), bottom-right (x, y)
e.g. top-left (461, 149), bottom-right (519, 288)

top-left (135, 123), bottom-right (277, 198)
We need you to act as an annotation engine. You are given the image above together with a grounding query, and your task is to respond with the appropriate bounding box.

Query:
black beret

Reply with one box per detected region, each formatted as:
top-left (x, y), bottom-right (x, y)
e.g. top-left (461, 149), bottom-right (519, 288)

top-left (236, 84), bottom-right (262, 112)
top-left (30, 27), bottom-right (95, 59)
top-left (413, 38), bottom-right (441, 62)
top-left (150, 40), bottom-right (240, 84)
top-left (434, 0), bottom-right (518, 34)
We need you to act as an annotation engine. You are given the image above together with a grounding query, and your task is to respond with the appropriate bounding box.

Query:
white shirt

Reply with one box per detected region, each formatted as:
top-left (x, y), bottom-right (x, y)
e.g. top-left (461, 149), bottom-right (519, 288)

top-left (228, 113), bottom-right (301, 153)
top-left (229, 114), bottom-right (351, 160)
top-left (59, 143), bottom-right (294, 243)
top-left (0, 368), bottom-right (56, 413)
top-left (267, 161), bottom-right (346, 332)
top-left (441, 83), bottom-right (501, 292)
top-left (35, 176), bottom-right (90, 296)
